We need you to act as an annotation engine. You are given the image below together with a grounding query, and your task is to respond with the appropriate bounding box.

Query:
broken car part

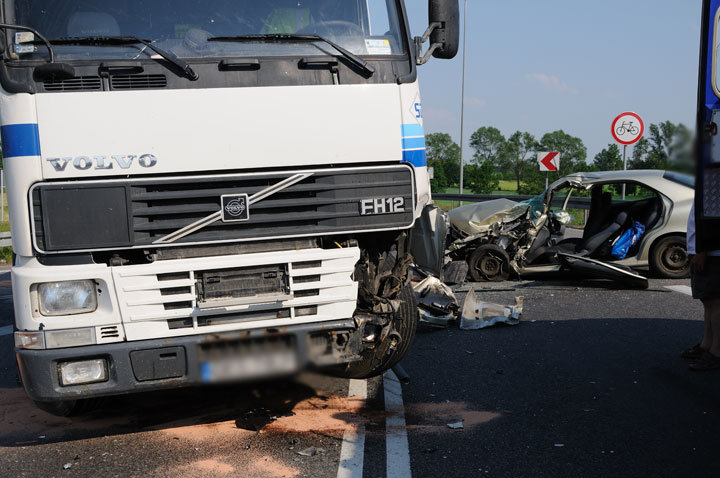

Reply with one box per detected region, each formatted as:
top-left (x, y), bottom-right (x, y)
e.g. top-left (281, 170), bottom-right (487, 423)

top-left (413, 275), bottom-right (459, 327)
top-left (459, 287), bottom-right (524, 330)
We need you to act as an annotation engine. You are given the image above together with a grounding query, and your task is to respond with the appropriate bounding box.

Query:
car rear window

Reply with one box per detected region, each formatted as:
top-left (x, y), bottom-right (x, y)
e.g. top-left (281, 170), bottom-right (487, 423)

top-left (663, 172), bottom-right (695, 189)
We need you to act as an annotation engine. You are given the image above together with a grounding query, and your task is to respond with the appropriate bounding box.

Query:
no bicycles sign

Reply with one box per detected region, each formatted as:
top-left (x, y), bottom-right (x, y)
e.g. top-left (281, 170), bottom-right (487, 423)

top-left (612, 112), bottom-right (644, 145)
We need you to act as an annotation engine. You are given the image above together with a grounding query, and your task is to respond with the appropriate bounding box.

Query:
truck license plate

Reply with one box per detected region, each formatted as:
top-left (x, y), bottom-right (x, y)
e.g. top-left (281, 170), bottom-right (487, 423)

top-left (359, 197), bottom-right (405, 216)
top-left (199, 337), bottom-right (298, 383)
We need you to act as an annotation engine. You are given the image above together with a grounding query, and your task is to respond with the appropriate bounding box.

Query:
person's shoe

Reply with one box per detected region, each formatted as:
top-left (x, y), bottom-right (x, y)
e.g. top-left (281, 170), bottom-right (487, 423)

top-left (681, 344), bottom-right (707, 360)
top-left (689, 351), bottom-right (720, 371)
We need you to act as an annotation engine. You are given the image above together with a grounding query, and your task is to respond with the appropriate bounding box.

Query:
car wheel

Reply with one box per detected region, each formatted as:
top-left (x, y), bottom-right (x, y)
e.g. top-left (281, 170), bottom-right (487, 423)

top-left (332, 282), bottom-right (417, 379)
top-left (650, 235), bottom-right (690, 279)
top-left (468, 244), bottom-right (511, 282)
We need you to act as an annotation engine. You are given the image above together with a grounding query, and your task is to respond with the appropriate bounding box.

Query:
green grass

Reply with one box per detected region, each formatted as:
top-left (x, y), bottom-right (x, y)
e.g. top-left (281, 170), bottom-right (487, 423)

top-left (434, 180), bottom-right (521, 210)
top-left (0, 247), bottom-right (11, 264)
top-left (498, 180), bottom-right (518, 191)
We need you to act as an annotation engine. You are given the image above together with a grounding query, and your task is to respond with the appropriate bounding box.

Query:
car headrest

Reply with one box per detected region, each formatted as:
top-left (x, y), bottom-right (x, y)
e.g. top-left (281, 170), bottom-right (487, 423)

top-left (68, 12), bottom-right (121, 37)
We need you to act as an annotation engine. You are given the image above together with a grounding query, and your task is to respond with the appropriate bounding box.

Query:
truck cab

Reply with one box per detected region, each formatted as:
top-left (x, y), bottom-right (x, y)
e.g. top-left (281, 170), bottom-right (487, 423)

top-left (0, 0), bottom-right (459, 414)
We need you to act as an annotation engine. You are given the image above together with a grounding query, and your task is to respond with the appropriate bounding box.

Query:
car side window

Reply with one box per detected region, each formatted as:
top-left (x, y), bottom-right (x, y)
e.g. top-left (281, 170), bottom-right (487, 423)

top-left (602, 183), bottom-right (656, 202)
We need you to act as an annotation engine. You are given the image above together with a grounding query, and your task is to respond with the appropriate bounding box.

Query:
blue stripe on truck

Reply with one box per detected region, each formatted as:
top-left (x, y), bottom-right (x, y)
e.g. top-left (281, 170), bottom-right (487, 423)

top-left (1, 123), bottom-right (41, 158)
top-left (402, 137), bottom-right (426, 150)
top-left (401, 124), bottom-right (424, 137)
top-left (402, 149), bottom-right (427, 167)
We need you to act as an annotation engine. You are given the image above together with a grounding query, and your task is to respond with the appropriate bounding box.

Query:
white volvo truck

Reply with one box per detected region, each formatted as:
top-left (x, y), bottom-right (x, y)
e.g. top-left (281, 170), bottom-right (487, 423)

top-left (0, 0), bottom-right (458, 415)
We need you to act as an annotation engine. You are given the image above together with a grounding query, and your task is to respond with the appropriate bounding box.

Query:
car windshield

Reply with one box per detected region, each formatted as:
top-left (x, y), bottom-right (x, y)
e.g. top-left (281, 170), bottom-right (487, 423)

top-left (5, 0), bottom-right (406, 61)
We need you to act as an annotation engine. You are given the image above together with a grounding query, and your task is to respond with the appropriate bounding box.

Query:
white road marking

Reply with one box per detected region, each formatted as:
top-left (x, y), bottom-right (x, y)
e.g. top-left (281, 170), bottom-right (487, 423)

top-left (337, 379), bottom-right (367, 478)
top-left (0, 325), bottom-right (13, 336)
top-left (384, 370), bottom-right (412, 478)
top-left (665, 285), bottom-right (693, 297)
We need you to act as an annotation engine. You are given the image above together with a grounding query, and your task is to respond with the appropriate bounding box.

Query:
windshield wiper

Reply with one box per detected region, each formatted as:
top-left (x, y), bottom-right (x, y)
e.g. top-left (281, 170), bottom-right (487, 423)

top-left (47, 36), bottom-right (199, 80)
top-left (208, 34), bottom-right (374, 76)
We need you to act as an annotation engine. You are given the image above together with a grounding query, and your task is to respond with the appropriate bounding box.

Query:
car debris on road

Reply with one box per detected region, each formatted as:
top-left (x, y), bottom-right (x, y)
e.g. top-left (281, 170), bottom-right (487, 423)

top-left (414, 275), bottom-right (459, 327)
top-left (413, 270), bottom-right (525, 331)
top-left (459, 287), bottom-right (524, 330)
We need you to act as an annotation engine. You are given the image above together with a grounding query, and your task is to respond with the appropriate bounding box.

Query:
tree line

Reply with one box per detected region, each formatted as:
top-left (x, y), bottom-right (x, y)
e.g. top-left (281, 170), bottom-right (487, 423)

top-left (427, 121), bottom-right (692, 196)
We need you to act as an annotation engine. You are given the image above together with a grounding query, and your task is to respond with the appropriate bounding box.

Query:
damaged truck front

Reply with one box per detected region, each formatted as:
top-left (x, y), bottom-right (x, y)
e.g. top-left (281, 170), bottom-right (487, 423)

top-left (3, 0), bottom-right (459, 415)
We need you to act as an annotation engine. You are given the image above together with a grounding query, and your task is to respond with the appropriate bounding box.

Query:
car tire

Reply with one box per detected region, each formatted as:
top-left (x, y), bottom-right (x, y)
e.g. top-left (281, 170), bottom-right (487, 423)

top-left (650, 235), bottom-right (690, 279)
top-left (332, 283), bottom-right (417, 379)
top-left (468, 244), bottom-right (511, 282)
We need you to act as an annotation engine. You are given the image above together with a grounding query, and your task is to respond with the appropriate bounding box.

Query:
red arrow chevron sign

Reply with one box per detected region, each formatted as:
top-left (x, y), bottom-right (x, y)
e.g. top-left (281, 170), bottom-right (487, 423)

top-left (537, 152), bottom-right (560, 172)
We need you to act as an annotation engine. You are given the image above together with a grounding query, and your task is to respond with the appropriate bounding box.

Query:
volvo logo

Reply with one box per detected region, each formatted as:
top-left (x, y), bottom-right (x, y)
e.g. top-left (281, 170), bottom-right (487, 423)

top-left (225, 199), bottom-right (246, 217)
top-left (45, 154), bottom-right (158, 172)
top-left (221, 194), bottom-right (250, 222)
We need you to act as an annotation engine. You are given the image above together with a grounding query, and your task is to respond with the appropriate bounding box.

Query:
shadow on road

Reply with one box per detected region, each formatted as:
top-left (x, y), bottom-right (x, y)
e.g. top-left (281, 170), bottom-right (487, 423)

top-left (404, 317), bottom-right (720, 477)
top-left (0, 376), bottom-right (362, 447)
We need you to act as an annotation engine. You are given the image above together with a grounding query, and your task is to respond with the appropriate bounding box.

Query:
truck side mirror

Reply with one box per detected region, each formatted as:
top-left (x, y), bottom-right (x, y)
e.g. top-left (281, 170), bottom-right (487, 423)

top-left (415, 0), bottom-right (459, 65)
top-left (429, 0), bottom-right (460, 60)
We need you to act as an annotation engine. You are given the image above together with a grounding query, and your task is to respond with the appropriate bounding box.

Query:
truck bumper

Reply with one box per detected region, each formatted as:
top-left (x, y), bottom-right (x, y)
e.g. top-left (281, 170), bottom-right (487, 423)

top-left (16, 319), bottom-right (359, 402)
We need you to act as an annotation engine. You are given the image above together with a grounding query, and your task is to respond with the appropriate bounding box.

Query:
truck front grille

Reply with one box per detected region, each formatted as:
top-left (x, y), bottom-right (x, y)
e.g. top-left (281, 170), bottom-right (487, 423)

top-left (112, 247), bottom-right (360, 341)
top-left (31, 165), bottom-right (415, 253)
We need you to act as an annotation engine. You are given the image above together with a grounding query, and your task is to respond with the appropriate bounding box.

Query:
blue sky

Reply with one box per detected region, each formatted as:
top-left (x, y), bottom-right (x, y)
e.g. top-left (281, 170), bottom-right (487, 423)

top-left (404, 0), bottom-right (702, 164)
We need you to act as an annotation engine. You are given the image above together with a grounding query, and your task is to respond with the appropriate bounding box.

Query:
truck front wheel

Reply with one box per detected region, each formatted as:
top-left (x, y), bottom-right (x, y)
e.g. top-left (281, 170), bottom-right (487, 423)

top-left (334, 282), bottom-right (417, 379)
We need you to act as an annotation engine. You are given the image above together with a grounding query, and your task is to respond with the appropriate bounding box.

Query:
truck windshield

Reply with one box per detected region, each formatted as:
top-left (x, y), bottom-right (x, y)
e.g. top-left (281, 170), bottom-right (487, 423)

top-left (5, 0), bottom-right (406, 61)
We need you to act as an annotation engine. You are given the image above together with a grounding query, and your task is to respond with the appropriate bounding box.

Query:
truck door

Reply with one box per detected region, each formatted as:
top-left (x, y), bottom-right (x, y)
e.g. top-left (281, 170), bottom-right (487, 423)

top-left (696, 0), bottom-right (720, 251)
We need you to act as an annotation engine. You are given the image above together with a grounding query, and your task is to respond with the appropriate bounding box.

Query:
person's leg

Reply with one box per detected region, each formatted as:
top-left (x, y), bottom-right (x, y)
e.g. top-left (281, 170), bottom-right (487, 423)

top-left (689, 298), bottom-right (720, 370)
top-left (701, 300), bottom-right (713, 351)
top-left (709, 299), bottom-right (720, 358)
top-left (682, 300), bottom-right (712, 359)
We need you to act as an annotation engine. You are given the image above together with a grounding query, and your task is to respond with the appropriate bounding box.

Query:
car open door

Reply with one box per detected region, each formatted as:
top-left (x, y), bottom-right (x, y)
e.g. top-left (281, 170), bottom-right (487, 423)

top-left (696, 0), bottom-right (720, 251)
top-left (558, 253), bottom-right (650, 289)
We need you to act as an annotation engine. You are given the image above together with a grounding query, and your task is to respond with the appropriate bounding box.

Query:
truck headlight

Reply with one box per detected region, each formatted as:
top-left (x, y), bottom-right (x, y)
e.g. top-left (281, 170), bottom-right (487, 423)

top-left (38, 280), bottom-right (98, 316)
top-left (59, 359), bottom-right (108, 386)
top-left (15, 331), bottom-right (45, 350)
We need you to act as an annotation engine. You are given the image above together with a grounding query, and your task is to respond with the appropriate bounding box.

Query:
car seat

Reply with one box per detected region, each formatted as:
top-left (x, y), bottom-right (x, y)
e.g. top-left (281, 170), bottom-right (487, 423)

top-left (583, 191), bottom-right (613, 240)
top-left (67, 12), bottom-right (121, 37)
top-left (575, 211), bottom-right (628, 257)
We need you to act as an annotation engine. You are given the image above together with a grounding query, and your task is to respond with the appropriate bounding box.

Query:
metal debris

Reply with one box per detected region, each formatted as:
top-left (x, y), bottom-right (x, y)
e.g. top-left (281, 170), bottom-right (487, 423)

top-left (297, 447), bottom-right (324, 457)
top-left (459, 287), bottom-right (524, 330)
top-left (441, 260), bottom-right (469, 285)
top-left (447, 421), bottom-right (464, 429)
top-left (413, 276), bottom-right (458, 327)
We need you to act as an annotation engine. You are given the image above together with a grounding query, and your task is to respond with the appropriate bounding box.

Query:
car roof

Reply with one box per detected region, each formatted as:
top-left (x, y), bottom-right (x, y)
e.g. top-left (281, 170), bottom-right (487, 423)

top-left (549, 170), bottom-right (694, 200)
top-left (562, 170), bottom-right (666, 183)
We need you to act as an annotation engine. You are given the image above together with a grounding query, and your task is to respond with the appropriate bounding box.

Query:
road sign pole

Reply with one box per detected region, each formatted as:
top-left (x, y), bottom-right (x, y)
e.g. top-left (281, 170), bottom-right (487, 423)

top-left (612, 112), bottom-right (643, 200)
top-left (622, 144), bottom-right (627, 200)
top-left (458, 0), bottom-right (468, 205)
top-left (545, 171), bottom-right (549, 190)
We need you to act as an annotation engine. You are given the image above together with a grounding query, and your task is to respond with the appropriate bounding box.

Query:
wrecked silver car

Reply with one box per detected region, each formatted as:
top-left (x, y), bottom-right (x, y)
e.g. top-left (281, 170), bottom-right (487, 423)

top-left (445, 172), bottom-right (674, 289)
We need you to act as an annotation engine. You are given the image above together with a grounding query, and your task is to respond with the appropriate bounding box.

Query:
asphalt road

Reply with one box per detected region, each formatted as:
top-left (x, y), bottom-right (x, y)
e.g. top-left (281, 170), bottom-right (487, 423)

top-left (1, 268), bottom-right (719, 477)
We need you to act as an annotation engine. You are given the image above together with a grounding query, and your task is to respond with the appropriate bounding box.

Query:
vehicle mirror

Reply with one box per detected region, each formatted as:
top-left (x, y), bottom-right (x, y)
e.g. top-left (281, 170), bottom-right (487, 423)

top-left (428, 0), bottom-right (459, 59)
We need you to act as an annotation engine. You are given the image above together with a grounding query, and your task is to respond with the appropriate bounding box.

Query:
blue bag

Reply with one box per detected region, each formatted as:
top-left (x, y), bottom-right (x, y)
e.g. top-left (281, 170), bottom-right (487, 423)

top-left (611, 221), bottom-right (646, 260)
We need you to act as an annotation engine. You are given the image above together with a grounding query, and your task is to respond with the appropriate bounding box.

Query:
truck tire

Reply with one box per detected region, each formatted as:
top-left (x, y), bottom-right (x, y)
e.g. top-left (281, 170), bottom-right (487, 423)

top-left (650, 235), bottom-right (690, 279)
top-left (334, 283), bottom-right (417, 379)
top-left (468, 244), bottom-right (511, 282)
